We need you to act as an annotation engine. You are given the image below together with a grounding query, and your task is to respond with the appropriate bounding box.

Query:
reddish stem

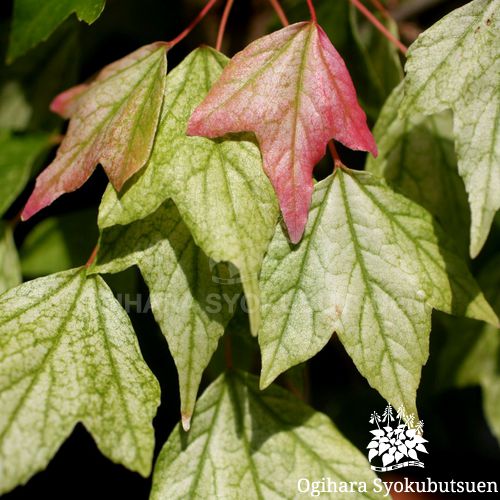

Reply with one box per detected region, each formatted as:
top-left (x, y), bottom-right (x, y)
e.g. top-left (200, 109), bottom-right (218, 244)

top-left (367, 0), bottom-right (390, 20)
top-left (306, 0), bottom-right (318, 23)
top-left (167, 0), bottom-right (219, 48)
top-left (350, 0), bottom-right (407, 55)
top-left (85, 245), bottom-right (98, 268)
top-left (268, 0), bottom-right (289, 26)
top-left (216, 0), bottom-right (234, 51)
top-left (328, 141), bottom-right (343, 168)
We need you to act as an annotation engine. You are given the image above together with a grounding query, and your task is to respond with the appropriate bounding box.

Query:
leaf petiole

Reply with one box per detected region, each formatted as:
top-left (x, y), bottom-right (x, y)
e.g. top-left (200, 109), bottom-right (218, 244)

top-left (216, 0), bottom-right (235, 51)
top-left (85, 244), bottom-right (99, 268)
top-left (328, 141), bottom-right (343, 169)
top-left (268, 0), bottom-right (289, 26)
top-left (350, 0), bottom-right (408, 55)
top-left (306, 0), bottom-right (318, 23)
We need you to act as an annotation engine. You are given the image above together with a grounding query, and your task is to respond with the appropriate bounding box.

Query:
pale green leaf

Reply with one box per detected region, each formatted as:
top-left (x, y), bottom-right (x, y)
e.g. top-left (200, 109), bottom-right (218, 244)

top-left (0, 131), bottom-right (51, 217)
top-left (0, 82), bottom-right (31, 130)
top-left (366, 83), bottom-right (470, 255)
top-left (151, 371), bottom-right (379, 500)
top-left (20, 209), bottom-right (97, 276)
top-left (0, 269), bottom-right (160, 494)
top-left (0, 222), bottom-right (21, 294)
top-left (93, 200), bottom-right (240, 429)
top-left (259, 169), bottom-right (497, 416)
top-left (8, 0), bottom-right (105, 62)
top-left (401, 0), bottom-right (500, 257)
top-left (98, 47), bottom-right (278, 334)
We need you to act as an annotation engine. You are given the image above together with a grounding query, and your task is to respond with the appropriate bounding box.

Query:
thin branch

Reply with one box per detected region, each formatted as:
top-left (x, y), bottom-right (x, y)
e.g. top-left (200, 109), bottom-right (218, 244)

top-left (350, 0), bottom-right (408, 55)
top-left (85, 245), bottom-right (98, 268)
top-left (306, 0), bottom-right (318, 23)
top-left (268, 0), bottom-right (289, 26)
top-left (167, 0), bottom-right (219, 48)
top-left (216, 0), bottom-right (234, 51)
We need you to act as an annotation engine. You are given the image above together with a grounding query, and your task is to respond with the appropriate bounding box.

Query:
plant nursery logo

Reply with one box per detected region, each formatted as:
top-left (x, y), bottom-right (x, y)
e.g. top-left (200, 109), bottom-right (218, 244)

top-left (367, 404), bottom-right (428, 472)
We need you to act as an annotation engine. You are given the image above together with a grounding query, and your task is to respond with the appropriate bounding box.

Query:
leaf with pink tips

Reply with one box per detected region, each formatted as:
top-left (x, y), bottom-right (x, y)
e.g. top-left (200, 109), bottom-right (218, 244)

top-left (49, 82), bottom-right (90, 119)
top-left (22, 42), bottom-right (168, 221)
top-left (188, 22), bottom-right (377, 243)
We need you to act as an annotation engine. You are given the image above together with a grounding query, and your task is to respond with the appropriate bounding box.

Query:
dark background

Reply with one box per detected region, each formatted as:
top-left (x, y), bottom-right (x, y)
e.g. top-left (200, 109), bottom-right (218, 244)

top-left (1, 0), bottom-right (498, 498)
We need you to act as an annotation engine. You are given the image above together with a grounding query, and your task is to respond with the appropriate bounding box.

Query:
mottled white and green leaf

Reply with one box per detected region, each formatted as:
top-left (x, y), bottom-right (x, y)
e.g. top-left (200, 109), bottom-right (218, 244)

top-left (258, 168), bottom-right (497, 415)
top-left (94, 200), bottom-right (240, 429)
top-left (151, 371), bottom-right (379, 500)
top-left (99, 47), bottom-right (278, 335)
top-left (0, 269), bottom-right (159, 494)
top-left (366, 83), bottom-right (470, 255)
top-left (401, 0), bottom-right (500, 257)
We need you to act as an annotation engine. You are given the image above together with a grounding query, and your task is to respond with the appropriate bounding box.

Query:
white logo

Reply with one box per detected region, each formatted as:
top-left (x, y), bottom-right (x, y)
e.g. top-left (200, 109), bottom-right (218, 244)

top-left (367, 404), bottom-right (428, 472)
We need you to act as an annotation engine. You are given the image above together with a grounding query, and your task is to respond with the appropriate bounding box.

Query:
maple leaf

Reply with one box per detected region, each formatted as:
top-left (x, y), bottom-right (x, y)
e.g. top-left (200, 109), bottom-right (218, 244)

top-left (151, 371), bottom-right (379, 499)
top-left (258, 168), bottom-right (497, 415)
top-left (21, 42), bottom-right (167, 220)
top-left (99, 48), bottom-right (278, 335)
top-left (0, 269), bottom-right (160, 494)
top-left (400, 0), bottom-right (500, 257)
top-left (93, 200), bottom-right (241, 429)
top-left (188, 22), bottom-right (377, 243)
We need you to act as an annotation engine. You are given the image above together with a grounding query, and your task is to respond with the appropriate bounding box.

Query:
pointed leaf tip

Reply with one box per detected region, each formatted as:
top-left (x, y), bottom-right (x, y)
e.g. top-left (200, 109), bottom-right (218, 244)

top-left (182, 414), bottom-right (192, 432)
top-left (401, 0), bottom-right (499, 257)
top-left (0, 270), bottom-right (160, 493)
top-left (50, 83), bottom-right (90, 119)
top-left (188, 21), bottom-right (376, 242)
top-left (94, 198), bottom-right (241, 430)
top-left (152, 373), bottom-right (379, 499)
top-left (99, 48), bottom-right (279, 337)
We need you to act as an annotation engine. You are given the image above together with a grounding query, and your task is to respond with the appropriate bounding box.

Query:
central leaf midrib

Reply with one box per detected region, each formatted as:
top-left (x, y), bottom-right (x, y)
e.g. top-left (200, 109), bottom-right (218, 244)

top-left (186, 380), bottom-right (227, 496)
top-left (204, 24), bottom-right (306, 117)
top-left (0, 272), bottom-right (84, 445)
top-left (226, 375), bottom-right (265, 499)
top-left (288, 24), bottom-right (315, 219)
top-left (263, 176), bottom-right (335, 379)
top-left (241, 373), bottom-right (368, 489)
top-left (91, 277), bottom-right (144, 469)
top-left (337, 171), bottom-right (408, 406)
top-left (62, 55), bottom-right (163, 172)
top-left (404, 2), bottom-right (491, 110)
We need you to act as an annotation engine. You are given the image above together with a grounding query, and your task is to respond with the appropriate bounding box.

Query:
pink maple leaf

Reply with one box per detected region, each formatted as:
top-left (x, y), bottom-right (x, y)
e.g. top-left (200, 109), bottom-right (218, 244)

top-left (22, 42), bottom-right (168, 221)
top-left (188, 22), bottom-right (377, 243)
